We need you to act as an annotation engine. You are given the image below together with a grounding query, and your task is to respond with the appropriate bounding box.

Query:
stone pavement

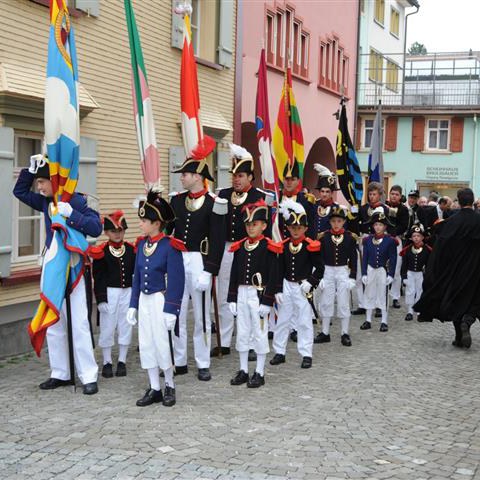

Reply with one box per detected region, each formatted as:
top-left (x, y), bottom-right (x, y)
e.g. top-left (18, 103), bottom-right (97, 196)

top-left (1, 305), bottom-right (480, 480)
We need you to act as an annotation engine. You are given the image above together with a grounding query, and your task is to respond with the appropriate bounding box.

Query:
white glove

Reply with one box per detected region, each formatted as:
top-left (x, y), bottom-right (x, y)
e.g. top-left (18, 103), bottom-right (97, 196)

top-left (195, 271), bottom-right (212, 291)
top-left (386, 276), bottom-right (394, 286)
top-left (318, 279), bottom-right (325, 290)
top-left (126, 307), bottom-right (137, 326)
top-left (347, 278), bottom-right (356, 290)
top-left (258, 304), bottom-right (271, 318)
top-left (97, 302), bottom-right (108, 315)
top-left (164, 312), bottom-right (177, 330)
top-left (275, 293), bottom-right (284, 305)
top-left (229, 302), bottom-right (237, 316)
top-left (57, 202), bottom-right (73, 218)
top-left (300, 280), bottom-right (313, 294)
top-left (28, 154), bottom-right (43, 174)
top-left (362, 275), bottom-right (368, 285)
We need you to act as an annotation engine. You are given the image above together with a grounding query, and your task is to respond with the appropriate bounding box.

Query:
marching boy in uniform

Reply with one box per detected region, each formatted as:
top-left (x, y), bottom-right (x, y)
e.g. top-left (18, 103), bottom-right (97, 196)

top-left (270, 199), bottom-right (323, 369)
top-left (127, 190), bottom-right (185, 407)
top-left (400, 224), bottom-right (431, 321)
top-left (360, 210), bottom-right (398, 332)
top-left (228, 200), bottom-right (280, 388)
top-left (315, 207), bottom-right (357, 346)
top-left (89, 211), bottom-right (135, 378)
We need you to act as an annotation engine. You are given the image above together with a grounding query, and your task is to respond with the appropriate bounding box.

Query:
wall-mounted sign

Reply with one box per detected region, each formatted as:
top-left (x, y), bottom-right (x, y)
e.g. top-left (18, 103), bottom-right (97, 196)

top-left (425, 166), bottom-right (459, 181)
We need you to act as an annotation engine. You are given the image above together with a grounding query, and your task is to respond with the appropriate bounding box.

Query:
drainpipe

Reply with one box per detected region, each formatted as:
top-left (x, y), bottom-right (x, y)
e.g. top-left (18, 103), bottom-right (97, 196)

top-left (401, 2), bottom-right (420, 105)
top-left (354, 0), bottom-right (362, 149)
top-left (473, 114), bottom-right (478, 192)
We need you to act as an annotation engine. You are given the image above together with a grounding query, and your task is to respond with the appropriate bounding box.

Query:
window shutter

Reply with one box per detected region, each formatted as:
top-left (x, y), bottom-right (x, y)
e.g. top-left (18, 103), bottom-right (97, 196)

top-left (77, 137), bottom-right (98, 196)
top-left (217, 0), bottom-right (234, 68)
top-left (411, 116), bottom-right (425, 152)
top-left (169, 146), bottom-right (186, 193)
top-left (450, 117), bottom-right (464, 152)
top-left (216, 149), bottom-right (231, 189)
top-left (355, 116), bottom-right (362, 150)
top-left (384, 116), bottom-right (398, 151)
top-left (171, 0), bottom-right (184, 50)
top-left (0, 127), bottom-right (14, 278)
top-left (74, 0), bottom-right (100, 17)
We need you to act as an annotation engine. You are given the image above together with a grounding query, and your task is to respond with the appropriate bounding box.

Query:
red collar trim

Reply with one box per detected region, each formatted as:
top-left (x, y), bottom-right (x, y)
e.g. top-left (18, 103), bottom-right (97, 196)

top-left (374, 233), bottom-right (385, 239)
top-left (369, 202), bottom-right (382, 208)
top-left (330, 228), bottom-right (345, 235)
top-left (108, 241), bottom-right (124, 248)
top-left (247, 234), bottom-right (264, 244)
top-left (412, 242), bottom-right (424, 248)
top-left (291, 235), bottom-right (306, 246)
top-left (239, 184), bottom-right (252, 193)
top-left (320, 199), bottom-right (334, 207)
top-left (283, 184), bottom-right (302, 197)
top-left (387, 201), bottom-right (400, 207)
top-left (149, 233), bottom-right (165, 243)
top-left (188, 188), bottom-right (208, 199)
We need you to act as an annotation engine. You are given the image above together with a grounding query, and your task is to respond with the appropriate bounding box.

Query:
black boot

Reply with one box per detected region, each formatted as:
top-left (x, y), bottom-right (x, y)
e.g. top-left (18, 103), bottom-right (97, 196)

top-left (83, 382), bottom-right (98, 395)
top-left (39, 378), bottom-right (71, 390)
top-left (248, 349), bottom-right (257, 361)
top-left (268, 331), bottom-right (274, 340)
top-left (197, 368), bottom-right (212, 381)
top-left (210, 346), bottom-right (231, 357)
top-left (247, 372), bottom-right (265, 388)
top-left (269, 353), bottom-right (285, 365)
top-left (379, 323), bottom-right (389, 332)
top-left (115, 361), bottom-right (127, 377)
top-left (375, 308), bottom-right (382, 318)
top-left (301, 356), bottom-right (312, 369)
top-left (460, 315), bottom-right (474, 349)
top-left (351, 307), bottom-right (366, 315)
top-left (453, 322), bottom-right (463, 347)
top-left (392, 299), bottom-right (401, 309)
top-left (162, 386), bottom-right (176, 407)
top-left (341, 334), bottom-right (352, 346)
top-left (136, 388), bottom-right (163, 406)
top-left (404, 313), bottom-right (413, 321)
top-left (314, 332), bottom-right (330, 344)
top-left (360, 321), bottom-right (371, 330)
top-left (230, 370), bottom-right (249, 385)
top-left (289, 330), bottom-right (298, 343)
top-left (102, 363), bottom-right (113, 378)
top-left (161, 365), bottom-right (188, 377)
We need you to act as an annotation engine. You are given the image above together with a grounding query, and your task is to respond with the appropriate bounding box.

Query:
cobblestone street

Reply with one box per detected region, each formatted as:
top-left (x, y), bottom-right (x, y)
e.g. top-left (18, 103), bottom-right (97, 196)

top-left (1, 306), bottom-right (480, 480)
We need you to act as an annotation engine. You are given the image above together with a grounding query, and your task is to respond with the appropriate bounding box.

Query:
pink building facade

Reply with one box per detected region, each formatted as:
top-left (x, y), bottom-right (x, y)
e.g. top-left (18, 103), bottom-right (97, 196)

top-left (239, 0), bottom-right (360, 190)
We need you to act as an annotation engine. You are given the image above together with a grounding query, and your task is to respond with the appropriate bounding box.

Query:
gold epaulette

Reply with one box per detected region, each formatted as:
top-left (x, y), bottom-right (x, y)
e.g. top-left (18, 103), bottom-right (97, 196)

top-left (305, 193), bottom-right (316, 204)
top-left (317, 231), bottom-right (326, 240)
top-left (350, 232), bottom-right (360, 242)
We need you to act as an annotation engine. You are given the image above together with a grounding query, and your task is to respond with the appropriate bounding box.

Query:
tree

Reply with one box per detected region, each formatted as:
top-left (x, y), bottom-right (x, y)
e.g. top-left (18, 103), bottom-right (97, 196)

top-left (408, 42), bottom-right (427, 55)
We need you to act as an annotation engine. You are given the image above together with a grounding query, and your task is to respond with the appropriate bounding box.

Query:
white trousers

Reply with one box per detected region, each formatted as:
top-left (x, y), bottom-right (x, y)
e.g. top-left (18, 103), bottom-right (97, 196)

top-left (235, 286), bottom-right (269, 355)
top-left (363, 266), bottom-right (387, 310)
top-left (46, 276), bottom-right (98, 384)
top-left (405, 270), bottom-right (423, 312)
top-left (138, 291), bottom-right (172, 370)
top-left (355, 238), bottom-right (365, 308)
top-left (98, 287), bottom-right (132, 348)
top-left (273, 280), bottom-right (312, 357)
top-left (217, 243), bottom-right (234, 347)
top-left (319, 266), bottom-right (351, 319)
top-left (175, 252), bottom-right (211, 368)
top-left (389, 241), bottom-right (402, 301)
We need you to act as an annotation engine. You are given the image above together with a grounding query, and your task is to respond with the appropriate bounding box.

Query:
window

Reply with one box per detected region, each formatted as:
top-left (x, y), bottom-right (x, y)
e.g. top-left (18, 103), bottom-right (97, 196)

top-left (190, 0), bottom-right (219, 64)
top-left (390, 8), bottom-right (400, 37)
top-left (426, 119), bottom-right (450, 151)
top-left (360, 0), bottom-right (365, 14)
top-left (319, 36), bottom-right (349, 96)
top-left (265, 5), bottom-right (310, 77)
top-left (386, 60), bottom-right (399, 92)
top-left (369, 49), bottom-right (383, 83)
top-left (362, 118), bottom-right (385, 150)
top-left (374, 0), bottom-right (385, 25)
top-left (12, 134), bottom-right (45, 263)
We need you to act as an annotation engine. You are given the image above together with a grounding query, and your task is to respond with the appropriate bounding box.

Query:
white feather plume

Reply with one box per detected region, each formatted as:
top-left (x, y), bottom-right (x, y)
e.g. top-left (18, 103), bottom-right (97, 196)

top-left (229, 143), bottom-right (252, 159)
top-left (133, 195), bottom-right (147, 209)
top-left (313, 163), bottom-right (334, 178)
top-left (174, 2), bottom-right (193, 16)
top-left (279, 198), bottom-right (306, 220)
top-left (371, 206), bottom-right (384, 215)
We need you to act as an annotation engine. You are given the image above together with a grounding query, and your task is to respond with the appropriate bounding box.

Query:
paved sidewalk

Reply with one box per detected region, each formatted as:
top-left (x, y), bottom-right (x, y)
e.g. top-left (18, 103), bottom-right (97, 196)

top-left (1, 307), bottom-right (480, 480)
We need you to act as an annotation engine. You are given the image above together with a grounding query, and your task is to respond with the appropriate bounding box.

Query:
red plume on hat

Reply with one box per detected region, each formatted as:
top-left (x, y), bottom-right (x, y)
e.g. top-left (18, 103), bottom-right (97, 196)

top-left (103, 210), bottom-right (128, 231)
top-left (190, 135), bottom-right (216, 160)
top-left (241, 199), bottom-right (267, 213)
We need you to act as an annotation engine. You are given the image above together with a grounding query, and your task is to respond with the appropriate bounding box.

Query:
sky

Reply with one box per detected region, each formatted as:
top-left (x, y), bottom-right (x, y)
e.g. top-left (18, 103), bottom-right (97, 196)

top-left (407, 0), bottom-right (480, 53)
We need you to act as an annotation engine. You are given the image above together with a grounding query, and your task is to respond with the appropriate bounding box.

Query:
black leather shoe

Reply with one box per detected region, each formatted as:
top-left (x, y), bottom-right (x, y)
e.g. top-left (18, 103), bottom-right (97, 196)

top-left (452, 338), bottom-right (463, 348)
top-left (301, 356), bottom-right (312, 369)
top-left (312, 318), bottom-right (318, 325)
top-left (360, 321), bottom-right (371, 330)
top-left (392, 299), bottom-right (401, 309)
top-left (289, 330), bottom-right (298, 343)
top-left (39, 378), bottom-right (71, 390)
top-left (379, 323), bottom-right (389, 332)
top-left (314, 332), bottom-right (330, 344)
top-left (115, 362), bottom-right (127, 377)
top-left (248, 349), bottom-right (257, 361)
top-left (247, 371), bottom-right (265, 388)
top-left (162, 386), bottom-right (176, 407)
top-left (102, 363), bottom-right (113, 378)
top-left (83, 382), bottom-right (98, 395)
top-left (197, 368), bottom-right (211, 381)
top-left (136, 388), bottom-right (163, 406)
top-left (405, 313), bottom-right (413, 321)
top-left (351, 308), bottom-right (366, 315)
top-left (211, 322), bottom-right (216, 334)
top-left (210, 346), bottom-right (231, 357)
top-left (341, 334), bottom-right (352, 346)
top-left (269, 353), bottom-right (285, 365)
top-left (460, 318), bottom-right (472, 349)
top-left (230, 370), bottom-right (249, 385)
top-left (161, 364), bottom-right (188, 377)
top-left (268, 331), bottom-right (274, 340)
top-left (375, 308), bottom-right (382, 318)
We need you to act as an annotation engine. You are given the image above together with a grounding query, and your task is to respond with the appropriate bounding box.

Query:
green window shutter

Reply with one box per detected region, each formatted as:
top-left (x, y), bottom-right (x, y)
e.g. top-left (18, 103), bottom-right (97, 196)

top-left (0, 127), bottom-right (14, 278)
top-left (217, 0), bottom-right (234, 68)
top-left (171, 0), bottom-right (184, 50)
top-left (216, 149), bottom-right (231, 189)
top-left (169, 146), bottom-right (186, 193)
top-left (77, 136), bottom-right (97, 197)
top-left (74, 0), bottom-right (100, 17)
